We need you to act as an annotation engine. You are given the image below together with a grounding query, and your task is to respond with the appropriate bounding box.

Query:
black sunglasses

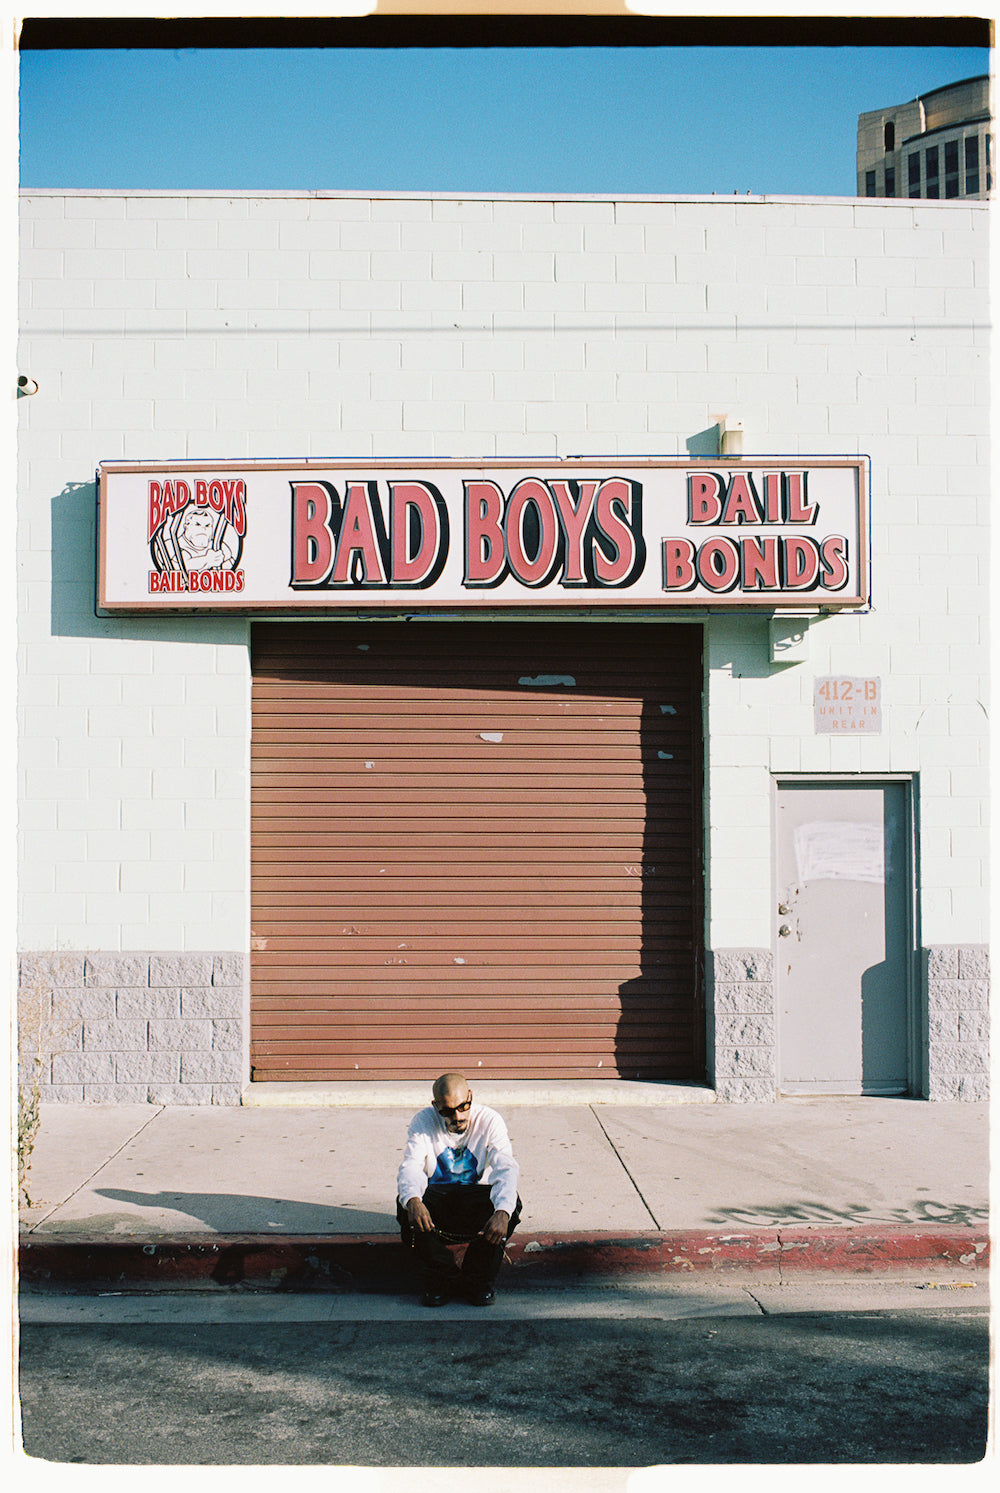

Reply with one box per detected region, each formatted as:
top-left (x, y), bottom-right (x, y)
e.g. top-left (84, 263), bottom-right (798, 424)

top-left (436, 1097), bottom-right (472, 1118)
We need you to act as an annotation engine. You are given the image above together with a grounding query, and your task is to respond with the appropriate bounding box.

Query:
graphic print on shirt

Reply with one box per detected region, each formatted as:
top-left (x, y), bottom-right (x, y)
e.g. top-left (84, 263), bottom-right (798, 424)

top-left (429, 1146), bottom-right (482, 1187)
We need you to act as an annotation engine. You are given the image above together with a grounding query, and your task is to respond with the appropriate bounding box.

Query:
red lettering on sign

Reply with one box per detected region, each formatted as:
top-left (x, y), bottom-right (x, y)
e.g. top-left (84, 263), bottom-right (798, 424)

top-left (227, 479), bottom-right (247, 535)
top-left (549, 480), bottom-right (599, 584)
top-left (505, 479), bottom-right (560, 587)
top-left (662, 538), bottom-right (698, 590)
top-left (662, 533), bottom-right (846, 595)
top-left (331, 483), bottom-right (388, 585)
top-left (763, 472), bottom-right (782, 523)
top-left (148, 481), bottom-right (164, 536)
top-left (696, 536), bottom-right (740, 592)
top-left (187, 568), bottom-right (245, 593)
top-left (389, 482), bottom-right (446, 586)
top-left (464, 481), bottom-right (507, 586)
top-left (688, 472), bottom-right (723, 524)
top-left (785, 472), bottom-right (817, 524)
top-left (687, 469), bottom-right (816, 526)
top-left (783, 534), bottom-right (820, 588)
top-left (741, 535), bottom-right (780, 590)
top-left (721, 473), bottom-right (763, 524)
top-left (290, 482), bottom-right (335, 586)
top-left (592, 478), bottom-right (640, 585)
top-left (819, 534), bottom-right (849, 590)
top-left (188, 477), bottom-right (245, 533)
top-left (148, 478), bottom-right (191, 539)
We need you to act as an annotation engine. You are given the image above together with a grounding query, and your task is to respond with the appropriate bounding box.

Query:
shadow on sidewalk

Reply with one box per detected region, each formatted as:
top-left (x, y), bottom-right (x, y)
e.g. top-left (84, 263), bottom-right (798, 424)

top-left (94, 1187), bottom-right (397, 1235)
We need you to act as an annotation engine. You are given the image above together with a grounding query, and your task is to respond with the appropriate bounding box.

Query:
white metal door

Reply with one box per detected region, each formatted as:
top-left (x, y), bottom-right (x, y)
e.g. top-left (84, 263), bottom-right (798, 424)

top-left (775, 781), bottom-right (912, 1095)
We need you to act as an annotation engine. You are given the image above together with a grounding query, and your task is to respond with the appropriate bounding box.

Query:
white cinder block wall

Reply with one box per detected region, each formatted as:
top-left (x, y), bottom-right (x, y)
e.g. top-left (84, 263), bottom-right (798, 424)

top-left (17, 191), bottom-right (989, 1102)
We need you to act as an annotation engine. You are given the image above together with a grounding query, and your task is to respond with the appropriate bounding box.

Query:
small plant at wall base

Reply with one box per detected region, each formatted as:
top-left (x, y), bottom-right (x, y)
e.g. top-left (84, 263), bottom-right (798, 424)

top-left (17, 1059), bottom-right (42, 1208)
top-left (17, 975), bottom-right (49, 1207)
top-left (16, 971), bottom-right (71, 1210)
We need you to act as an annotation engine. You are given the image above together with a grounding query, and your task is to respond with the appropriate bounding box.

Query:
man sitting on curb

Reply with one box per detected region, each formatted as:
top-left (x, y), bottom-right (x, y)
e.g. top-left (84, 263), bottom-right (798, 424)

top-left (396, 1072), bottom-right (522, 1306)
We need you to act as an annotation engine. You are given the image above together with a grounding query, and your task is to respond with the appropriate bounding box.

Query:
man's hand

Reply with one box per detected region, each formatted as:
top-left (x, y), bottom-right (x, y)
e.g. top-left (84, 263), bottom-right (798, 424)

top-left (405, 1197), bottom-right (435, 1233)
top-left (479, 1209), bottom-right (509, 1245)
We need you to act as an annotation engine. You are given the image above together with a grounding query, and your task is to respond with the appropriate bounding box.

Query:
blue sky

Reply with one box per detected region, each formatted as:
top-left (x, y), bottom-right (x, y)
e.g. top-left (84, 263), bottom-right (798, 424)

top-left (17, 44), bottom-right (991, 197)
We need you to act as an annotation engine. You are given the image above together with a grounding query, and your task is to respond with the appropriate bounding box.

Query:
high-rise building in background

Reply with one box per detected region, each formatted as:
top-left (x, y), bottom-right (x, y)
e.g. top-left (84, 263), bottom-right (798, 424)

top-left (857, 75), bottom-right (992, 199)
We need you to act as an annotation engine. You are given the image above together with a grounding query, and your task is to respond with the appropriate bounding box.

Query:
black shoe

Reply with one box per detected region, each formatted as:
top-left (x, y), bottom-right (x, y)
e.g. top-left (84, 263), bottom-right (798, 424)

top-left (466, 1288), bottom-right (495, 1307)
top-left (420, 1289), bottom-right (451, 1307)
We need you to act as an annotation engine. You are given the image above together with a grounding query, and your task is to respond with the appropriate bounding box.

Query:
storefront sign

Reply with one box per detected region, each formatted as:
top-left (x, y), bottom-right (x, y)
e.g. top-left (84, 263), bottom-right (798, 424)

top-left (97, 456), bottom-right (870, 612)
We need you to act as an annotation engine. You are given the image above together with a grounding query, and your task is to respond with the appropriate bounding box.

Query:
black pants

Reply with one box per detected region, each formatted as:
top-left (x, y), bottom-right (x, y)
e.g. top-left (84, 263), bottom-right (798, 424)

top-left (397, 1184), bottom-right (523, 1293)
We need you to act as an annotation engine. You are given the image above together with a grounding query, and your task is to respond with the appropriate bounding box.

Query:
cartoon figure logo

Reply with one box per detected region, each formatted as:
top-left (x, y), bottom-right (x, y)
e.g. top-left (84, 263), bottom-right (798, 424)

top-left (148, 477), bottom-right (246, 595)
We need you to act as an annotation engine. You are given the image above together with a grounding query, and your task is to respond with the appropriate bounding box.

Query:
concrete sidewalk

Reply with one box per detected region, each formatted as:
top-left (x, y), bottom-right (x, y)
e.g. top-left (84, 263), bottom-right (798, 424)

top-left (18, 1086), bottom-right (991, 1291)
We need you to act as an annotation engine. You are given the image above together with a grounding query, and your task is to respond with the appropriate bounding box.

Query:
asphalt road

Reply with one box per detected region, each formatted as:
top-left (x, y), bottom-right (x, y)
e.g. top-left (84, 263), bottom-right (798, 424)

top-left (17, 1281), bottom-right (990, 1468)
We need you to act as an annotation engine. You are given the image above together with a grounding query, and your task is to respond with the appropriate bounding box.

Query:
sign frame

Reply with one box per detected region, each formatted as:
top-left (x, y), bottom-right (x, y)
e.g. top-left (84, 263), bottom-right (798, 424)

top-left (96, 454), bottom-right (871, 614)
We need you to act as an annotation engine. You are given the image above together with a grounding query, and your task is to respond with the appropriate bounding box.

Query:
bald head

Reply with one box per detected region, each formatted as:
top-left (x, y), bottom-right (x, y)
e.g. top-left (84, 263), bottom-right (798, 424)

top-left (433, 1072), bottom-right (469, 1103)
top-left (432, 1073), bottom-right (472, 1133)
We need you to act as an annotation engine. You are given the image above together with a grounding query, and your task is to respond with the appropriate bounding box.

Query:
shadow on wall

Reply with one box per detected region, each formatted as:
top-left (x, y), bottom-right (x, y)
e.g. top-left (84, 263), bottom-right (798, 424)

top-left (48, 480), bottom-right (245, 646)
top-left (705, 612), bottom-right (773, 680)
top-left (615, 636), bottom-right (705, 1081)
top-left (686, 425), bottom-right (721, 457)
top-left (860, 786), bottom-right (911, 1094)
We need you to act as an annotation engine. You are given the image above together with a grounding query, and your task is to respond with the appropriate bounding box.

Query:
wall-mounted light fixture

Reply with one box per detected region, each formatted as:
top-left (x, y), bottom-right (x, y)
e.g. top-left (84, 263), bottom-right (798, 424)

top-left (719, 414), bottom-right (744, 457)
top-left (18, 375), bottom-right (39, 396)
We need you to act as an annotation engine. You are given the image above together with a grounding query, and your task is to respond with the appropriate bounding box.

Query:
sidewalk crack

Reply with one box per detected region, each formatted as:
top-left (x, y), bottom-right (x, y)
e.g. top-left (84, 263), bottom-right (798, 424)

top-left (23, 1106), bottom-right (167, 1232)
top-left (589, 1105), bottom-right (660, 1229)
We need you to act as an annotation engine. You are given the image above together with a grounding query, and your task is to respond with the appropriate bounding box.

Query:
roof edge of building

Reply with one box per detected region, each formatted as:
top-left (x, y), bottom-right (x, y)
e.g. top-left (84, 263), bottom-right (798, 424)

top-left (15, 187), bottom-right (990, 207)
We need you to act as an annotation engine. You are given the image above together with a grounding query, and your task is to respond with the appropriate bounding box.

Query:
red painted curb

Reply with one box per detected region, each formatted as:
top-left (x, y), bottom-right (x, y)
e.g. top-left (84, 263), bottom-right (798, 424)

top-left (508, 1227), bottom-right (990, 1276)
top-left (18, 1227), bottom-right (989, 1291)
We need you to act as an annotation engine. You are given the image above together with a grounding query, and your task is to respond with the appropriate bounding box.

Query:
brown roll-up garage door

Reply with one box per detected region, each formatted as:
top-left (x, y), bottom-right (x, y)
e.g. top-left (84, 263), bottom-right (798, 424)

top-left (251, 621), bottom-right (703, 1082)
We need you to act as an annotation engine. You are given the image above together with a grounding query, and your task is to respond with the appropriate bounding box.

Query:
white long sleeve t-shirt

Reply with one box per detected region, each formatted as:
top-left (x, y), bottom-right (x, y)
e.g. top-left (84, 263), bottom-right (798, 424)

top-left (396, 1103), bottom-right (520, 1216)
